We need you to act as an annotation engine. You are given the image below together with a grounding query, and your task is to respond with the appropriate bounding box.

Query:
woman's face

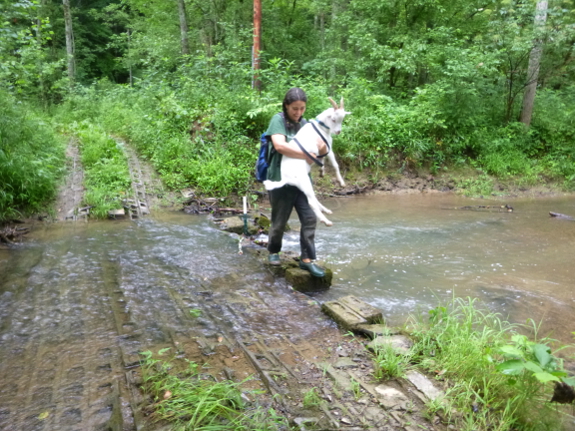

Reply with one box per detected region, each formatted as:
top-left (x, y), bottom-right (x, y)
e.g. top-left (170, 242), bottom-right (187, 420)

top-left (285, 100), bottom-right (306, 122)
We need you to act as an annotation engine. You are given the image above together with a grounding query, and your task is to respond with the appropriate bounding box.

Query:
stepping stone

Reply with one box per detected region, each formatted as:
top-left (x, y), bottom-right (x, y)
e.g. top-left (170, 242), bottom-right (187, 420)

top-left (374, 385), bottom-right (410, 411)
top-left (108, 208), bottom-right (126, 219)
top-left (354, 324), bottom-right (400, 339)
top-left (405, 370), bottom-right (444, 401)
top-left (367, 335), bottom-right (413, 355)
top-left (321, 295), bottom-right (383, 330)
top-left (285, 267), bottom-right (332, 292)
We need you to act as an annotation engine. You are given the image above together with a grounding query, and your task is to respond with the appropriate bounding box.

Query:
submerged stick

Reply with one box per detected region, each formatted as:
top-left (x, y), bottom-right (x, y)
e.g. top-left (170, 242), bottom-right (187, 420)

top-left (549, 212), bottom-right (575, 220)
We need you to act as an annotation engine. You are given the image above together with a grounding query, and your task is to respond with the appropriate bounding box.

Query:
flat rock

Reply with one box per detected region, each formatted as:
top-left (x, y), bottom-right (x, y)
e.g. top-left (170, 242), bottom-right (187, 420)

top-left (353, 324), bottom-right (400, 339)
top-left (333, 357), bottom-right (358, 369)
top-left (374, 385), bottom-right (410, 410)
top-left (366, 335), bottom-right (413, 354)
top-left (405, 370), bottom-right (444, 401)
top-left (321, 296), bottom-right (383, 330)
top-left (108, 208), bottom-right (126, 219)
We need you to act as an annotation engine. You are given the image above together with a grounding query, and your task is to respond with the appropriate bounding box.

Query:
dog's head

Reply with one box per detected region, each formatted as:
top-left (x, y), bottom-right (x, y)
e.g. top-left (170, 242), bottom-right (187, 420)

top-left (323, 97), bottom-right (351, 135)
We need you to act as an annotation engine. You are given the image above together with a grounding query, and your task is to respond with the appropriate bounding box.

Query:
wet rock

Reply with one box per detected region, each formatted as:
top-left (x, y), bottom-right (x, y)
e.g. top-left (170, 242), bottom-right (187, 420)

top-left (318, 363), bottom-right (353, 391)
top-left (405, 370), bottom-right (444, 401)
top-left (285, 267), bottom-right (332, 292)
top-left (333, 357), bottom-right (357, 369)
top-left (374, 385), bottom-right (410, 410)
top-left (321, 296), bottom-right (383, 331)
top-left (354, 324), bottom-right (400, 339)
top-left (367, 335), bottom-right (413, 355)
top-left (219, 216), bottom-right (259, 235)
top-left (107, 209), bottom-right (125, 219)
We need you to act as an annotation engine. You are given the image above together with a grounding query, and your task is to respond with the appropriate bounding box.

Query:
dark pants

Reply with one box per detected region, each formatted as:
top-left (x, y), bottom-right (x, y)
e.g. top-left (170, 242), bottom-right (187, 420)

top-left (267, 185), bottom-right (318, 260)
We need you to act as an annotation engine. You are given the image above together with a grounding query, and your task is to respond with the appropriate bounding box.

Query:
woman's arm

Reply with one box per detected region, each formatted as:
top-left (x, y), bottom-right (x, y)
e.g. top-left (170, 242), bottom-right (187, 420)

top-left (271, 134), bottom-right (325, 164)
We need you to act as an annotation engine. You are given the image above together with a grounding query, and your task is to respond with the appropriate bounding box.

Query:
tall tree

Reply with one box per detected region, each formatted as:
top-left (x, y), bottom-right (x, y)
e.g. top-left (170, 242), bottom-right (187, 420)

top-left (62, 0), bottom-right (75, 85)
top-left (520, 1), bottom-right (548, 127)
top-left (177, 0), bottom-right (190, 55)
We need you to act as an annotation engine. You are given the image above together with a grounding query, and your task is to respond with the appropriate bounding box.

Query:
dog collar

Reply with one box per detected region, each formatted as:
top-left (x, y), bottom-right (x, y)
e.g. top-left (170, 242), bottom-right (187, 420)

top-left (314, 119), bottom-right (330, 131)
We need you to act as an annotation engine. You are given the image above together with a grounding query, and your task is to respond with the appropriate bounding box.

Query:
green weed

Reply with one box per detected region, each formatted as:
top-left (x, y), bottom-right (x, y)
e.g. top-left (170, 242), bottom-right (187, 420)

top-left (302, 387), bottom-right (323, 409)
top-left (407, 297), bottom-right (575, 430)
top-left (139, 349), bottom-right (290, 431)
top-left (372, 343), bottom-right (410, 380)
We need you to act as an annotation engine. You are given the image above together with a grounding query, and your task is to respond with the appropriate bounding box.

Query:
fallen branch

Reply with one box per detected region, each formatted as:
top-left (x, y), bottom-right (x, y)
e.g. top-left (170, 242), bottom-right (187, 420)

top-left (549, 212), bottom-right (575, 220)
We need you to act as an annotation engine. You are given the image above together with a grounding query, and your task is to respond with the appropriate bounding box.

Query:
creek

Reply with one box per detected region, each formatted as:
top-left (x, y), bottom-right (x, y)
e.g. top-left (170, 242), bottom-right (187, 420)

top-left (0, 192), bottom-right (573, 430)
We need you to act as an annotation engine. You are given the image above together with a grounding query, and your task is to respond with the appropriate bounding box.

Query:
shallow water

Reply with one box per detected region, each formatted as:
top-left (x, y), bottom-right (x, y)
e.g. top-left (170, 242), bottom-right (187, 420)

top-left (304, 193), bottom-right (575, 342)
top-left (0, 192), bottom-right (574, 429)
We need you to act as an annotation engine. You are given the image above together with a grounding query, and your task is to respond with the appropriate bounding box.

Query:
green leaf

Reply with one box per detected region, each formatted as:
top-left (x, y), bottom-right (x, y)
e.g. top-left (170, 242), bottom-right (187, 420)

top-left (524, 361), bottom-right (543, 374)
top-left (532, 344), bottom-right (552, 368)
top-left (158, 347), bottom-right (171, 356)
top-left (532, 372), bottom-right (560, 383)
top-left (498, 345), bottom-right (523, 357)
top-left (496, 359), bottom-right (525, 375)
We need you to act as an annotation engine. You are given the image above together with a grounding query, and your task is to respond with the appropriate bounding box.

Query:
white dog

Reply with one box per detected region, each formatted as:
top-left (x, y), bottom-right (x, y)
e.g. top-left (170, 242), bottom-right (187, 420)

top-left (263, 97), bottom-right (349, 226)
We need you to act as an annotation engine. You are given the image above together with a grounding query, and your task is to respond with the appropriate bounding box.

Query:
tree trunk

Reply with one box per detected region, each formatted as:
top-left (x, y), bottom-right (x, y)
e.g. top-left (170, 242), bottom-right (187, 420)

top-left (252, 0), bottom-right (262, 91)
top-left (36, 0), bottom-right (47, 106)
top-left (520, 1), bottom-right (548, 127)
top-left (177, 0), bottom-right (190, 55)
top-left (62, 0), bottom-right (75, 86)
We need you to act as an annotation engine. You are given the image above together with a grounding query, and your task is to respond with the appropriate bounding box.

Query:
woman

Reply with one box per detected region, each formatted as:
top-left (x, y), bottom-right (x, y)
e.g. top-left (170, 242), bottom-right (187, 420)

top-left (264, 87), bottom-right (327, 277)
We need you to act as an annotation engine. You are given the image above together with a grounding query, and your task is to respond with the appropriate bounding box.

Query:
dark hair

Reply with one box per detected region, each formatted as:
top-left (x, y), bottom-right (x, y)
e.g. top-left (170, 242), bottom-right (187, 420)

top-left (282, 87), bottom-right (307, 133)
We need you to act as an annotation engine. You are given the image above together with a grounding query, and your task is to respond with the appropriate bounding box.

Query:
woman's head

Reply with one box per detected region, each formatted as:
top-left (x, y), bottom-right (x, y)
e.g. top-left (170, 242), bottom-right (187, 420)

top-left (282, 87), bottom-right (307, 123)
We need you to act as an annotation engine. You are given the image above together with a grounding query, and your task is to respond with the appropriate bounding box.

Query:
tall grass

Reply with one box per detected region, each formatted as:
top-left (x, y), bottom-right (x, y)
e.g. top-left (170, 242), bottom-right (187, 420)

top-left (74, 122), bottom-right (131, 218)
top-left (0, 90), bottom-right (65, 221)
top-left (139, 349), bottom-right (289, 431)
top-left (407, 297), bottom-right (575, 431)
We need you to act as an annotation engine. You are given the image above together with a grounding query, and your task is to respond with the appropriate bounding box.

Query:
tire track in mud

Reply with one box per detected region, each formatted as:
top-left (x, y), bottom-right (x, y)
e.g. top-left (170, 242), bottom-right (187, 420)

top-left (0, 226), bottom-right (134, 430)
top-left (0, 135), bottom-right (447, 430)
top-left (55, 136), bottom-right (164, 222)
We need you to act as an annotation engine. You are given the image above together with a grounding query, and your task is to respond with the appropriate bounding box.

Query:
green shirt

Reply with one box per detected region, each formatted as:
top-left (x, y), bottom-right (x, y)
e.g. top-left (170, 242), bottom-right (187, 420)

top-left (264, 113), bottom-right (306, 181)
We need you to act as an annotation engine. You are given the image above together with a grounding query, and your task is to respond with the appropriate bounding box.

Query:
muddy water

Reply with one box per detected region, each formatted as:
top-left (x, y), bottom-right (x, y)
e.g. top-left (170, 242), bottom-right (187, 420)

top-left (0, 193), bottom-right (574, 429)
top-left (308, 193), bottom-right (575, 342)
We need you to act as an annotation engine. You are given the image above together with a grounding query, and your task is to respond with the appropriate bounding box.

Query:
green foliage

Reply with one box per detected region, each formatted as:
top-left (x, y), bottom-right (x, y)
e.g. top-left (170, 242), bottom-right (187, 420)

top-left (302, 387), bottom-right (323, 409)
top-left (495, 334), bottom-right (575, 387)
top-left (372, 343), bottom-right (410, 380)
top-left (73, 122), bottom-right (131, 218)
top-left (139, 349), bottom-right (290, 431)
top-left (0, 90), bottom-right (64, 221)
top-left (408, 298), bottom-right (575, 431)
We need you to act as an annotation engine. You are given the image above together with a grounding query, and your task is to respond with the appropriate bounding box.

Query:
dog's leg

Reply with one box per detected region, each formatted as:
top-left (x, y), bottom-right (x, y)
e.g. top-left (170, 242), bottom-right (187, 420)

top-left (317, 201), bottom-right (332, 215)
top-left (299, 177), bottom-right (333, 226)
top-left (326, 151), bottom-right (345, 187)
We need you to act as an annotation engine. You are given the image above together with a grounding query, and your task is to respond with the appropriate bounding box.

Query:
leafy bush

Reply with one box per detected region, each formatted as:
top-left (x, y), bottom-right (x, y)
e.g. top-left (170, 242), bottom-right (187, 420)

top-left (408, 298), bottom-right (575, 431)
top-left (0, 90), bottom-right (64, 221)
